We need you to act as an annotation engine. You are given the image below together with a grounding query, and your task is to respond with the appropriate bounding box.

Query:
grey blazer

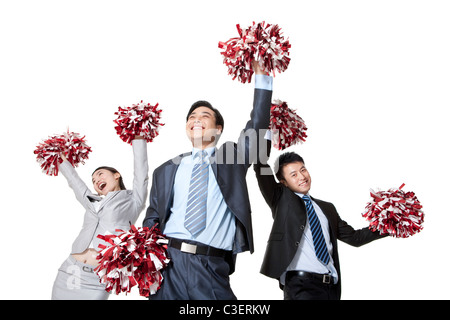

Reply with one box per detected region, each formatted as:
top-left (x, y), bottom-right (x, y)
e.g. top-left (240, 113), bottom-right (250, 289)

top-left (60, 139), bottom-right (149, 254)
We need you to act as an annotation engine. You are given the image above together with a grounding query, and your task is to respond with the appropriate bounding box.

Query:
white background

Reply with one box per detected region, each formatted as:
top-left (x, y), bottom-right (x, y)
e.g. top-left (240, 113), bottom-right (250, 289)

top-left (1, 0), bottom-right (449, 300)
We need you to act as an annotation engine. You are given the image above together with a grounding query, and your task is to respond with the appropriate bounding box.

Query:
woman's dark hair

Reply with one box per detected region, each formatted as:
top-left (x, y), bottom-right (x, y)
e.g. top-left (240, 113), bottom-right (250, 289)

top-left (186, 100), bottom-right (225, 132)
top-left (275, 152), bottom-right (305, 181)
top-left (92, 166), bottom-right (126, 190)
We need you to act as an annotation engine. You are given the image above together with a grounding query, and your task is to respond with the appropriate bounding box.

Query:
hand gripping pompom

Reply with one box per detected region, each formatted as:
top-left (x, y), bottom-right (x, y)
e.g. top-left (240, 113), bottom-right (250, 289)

top-left (33, 129), bottom-right (92, 176)
top-left (362, 184), bottom-right (424, 238)
top-left (95, 225), bottom-right (170, 297)
top-left (218, 21), bottom-right (291, 83)
top-left (269, 100), bottom-right (308, 150)
top-left (113, 100), bottom-right (164, 144)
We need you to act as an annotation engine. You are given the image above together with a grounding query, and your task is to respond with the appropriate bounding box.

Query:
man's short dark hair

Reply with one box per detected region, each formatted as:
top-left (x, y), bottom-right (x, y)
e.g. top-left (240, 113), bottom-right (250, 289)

top-left (275, 152), bottom-right (305, 181)
top-left (186, 100), bottom-right (225, 132)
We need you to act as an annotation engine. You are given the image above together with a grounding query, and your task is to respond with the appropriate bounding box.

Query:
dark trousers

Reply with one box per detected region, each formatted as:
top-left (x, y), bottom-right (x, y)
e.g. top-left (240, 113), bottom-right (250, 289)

top-left (284, 271), bottom-right (339, 300)
top-left (149, 244), bottom-right (237, 300)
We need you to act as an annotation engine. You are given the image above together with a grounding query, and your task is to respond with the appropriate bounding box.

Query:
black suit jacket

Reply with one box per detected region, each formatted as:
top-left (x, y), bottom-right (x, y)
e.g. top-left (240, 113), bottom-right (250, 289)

top-left (143, 87), bottom-right (272, 274)
top-left (254, 151), bottom-right (386, 298)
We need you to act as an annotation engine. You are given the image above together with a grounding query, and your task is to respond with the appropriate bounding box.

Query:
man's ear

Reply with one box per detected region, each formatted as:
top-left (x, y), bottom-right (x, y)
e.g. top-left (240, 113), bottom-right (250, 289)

top-left (280, 179), bottom-right (288, 187)
top-left (216, 125), bottom-right (223, 135)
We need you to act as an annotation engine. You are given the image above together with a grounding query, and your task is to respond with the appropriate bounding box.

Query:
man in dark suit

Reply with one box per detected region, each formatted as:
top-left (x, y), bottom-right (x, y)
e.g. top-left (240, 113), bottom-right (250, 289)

top-left (254, 146), bottom-right (387, 300)
top-left (143, 63), bottom-right (273, 299)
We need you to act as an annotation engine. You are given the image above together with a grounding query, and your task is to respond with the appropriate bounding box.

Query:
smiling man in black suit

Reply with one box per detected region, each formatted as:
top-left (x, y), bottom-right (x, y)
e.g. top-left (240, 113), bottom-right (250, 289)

top-left (254, 144), bottom-right (387, 300)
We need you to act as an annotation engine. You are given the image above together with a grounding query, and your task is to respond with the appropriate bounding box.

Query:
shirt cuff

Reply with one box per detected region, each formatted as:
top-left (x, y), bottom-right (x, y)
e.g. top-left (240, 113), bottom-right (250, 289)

top-left (255, 74), bottom-right (273, 91)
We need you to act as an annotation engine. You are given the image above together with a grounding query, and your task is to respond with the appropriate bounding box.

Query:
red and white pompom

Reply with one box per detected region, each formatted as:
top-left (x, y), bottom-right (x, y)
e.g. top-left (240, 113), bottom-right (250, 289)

top-left (113, 100), bottom-right (164, 144)
top-left (34, 129), bottom-right (92, 176)
top-left (95, 224), bottom-right (170, 297)
top-left (269, 100), bottom-right (308, 150)
top-left (218, 21), bottom-right (291, 83)
top-left (362, 184), bottom-right (424, 238)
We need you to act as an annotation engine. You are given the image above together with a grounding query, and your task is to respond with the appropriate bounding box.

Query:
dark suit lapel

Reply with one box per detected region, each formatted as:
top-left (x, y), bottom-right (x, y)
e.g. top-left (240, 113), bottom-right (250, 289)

top-left (162, 163), bottom-right (177, 214)
top-left (312, 197), bottom-right (331, 220)
top-left (209, 148), bottom-right (222, 191)
top-left (312, 196), bottom-right (337, 242)
top-left (161, 152), bottom-right (191, 220)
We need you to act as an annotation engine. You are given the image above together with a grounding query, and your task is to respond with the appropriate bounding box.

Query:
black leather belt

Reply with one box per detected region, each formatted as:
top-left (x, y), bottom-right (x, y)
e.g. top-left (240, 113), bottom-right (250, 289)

top-left (168, 238), bottom-right (230, 258)
top-left (286, 270), bottom-right (334, 285)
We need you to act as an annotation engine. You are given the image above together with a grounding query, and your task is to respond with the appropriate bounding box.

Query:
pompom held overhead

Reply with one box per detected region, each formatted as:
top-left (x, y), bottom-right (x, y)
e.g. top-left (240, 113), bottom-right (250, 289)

top-left (219, 21), bottom-right (291, 83)
top-left (269, 100), bottom-right (308, 150)
top-left (34, 129), bottom-right (92, 176)
top-left (362, 184), bottom-right (424, 238)
top-left (114, 100), bottom-right (164, 144)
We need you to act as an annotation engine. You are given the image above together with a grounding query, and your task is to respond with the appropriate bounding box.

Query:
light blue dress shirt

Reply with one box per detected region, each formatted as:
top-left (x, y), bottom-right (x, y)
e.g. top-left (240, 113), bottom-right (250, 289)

top-left (164, 147), bottom-right (236, 250)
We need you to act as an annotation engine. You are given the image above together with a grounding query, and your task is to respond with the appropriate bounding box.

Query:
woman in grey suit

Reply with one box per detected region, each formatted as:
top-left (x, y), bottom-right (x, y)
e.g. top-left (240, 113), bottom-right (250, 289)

top-left (51, 136), bottom-right (149, 300)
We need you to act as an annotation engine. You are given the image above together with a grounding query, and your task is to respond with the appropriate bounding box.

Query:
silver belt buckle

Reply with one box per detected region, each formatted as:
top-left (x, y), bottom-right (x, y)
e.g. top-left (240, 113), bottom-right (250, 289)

top-left (323, 274), bottom-right (331, 284)
top-left (180, 242), bottom-right (198, 254)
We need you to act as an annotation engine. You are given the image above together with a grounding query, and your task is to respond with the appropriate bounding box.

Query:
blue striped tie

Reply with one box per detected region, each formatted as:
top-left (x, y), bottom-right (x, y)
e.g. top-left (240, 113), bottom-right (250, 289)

top-left (184, 150), bottom-right (209, 236)
top-left (302, 195), bottom-right (330, 265)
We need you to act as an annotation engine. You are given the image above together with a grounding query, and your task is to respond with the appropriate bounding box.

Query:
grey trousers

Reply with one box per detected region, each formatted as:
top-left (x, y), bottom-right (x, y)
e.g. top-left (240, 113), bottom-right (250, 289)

top-left (51, 255), bottom-right (110, 300)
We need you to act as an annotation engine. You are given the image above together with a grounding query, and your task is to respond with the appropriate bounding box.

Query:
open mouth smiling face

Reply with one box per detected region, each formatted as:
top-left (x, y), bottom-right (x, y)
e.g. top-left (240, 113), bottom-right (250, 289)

top-left (191, 122), bottom-right (205, 131)
top-left (98, 182), bottom-right (107, 191)
top-left (92, 169), bottom-right (121, 196)
top-left (186, 106), bottom-right (222, 148)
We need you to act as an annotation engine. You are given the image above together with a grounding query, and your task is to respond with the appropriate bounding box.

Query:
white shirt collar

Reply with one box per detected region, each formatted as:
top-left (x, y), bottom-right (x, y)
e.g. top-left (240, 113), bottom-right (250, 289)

top-left (192, 147), bottom-right (215, 159)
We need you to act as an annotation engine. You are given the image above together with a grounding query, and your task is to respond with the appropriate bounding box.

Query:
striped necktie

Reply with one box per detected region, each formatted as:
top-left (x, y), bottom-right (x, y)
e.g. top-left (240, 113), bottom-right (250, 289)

top-left (302, 195), bottom-right (331, 265)
top-left (184, 150), bottom-right (209, 236)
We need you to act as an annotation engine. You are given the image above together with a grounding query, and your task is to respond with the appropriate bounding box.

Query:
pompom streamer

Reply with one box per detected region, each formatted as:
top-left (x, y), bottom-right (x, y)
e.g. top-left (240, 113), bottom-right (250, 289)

top-left (95, 225), bottom-right (170, 297)
top-left (114, 100), bottom-right (164, 144)
top-left (34, 129), bottom-right (92, 176)
top-left (362, 184), bottom-right (424, 238)
top-left (269, 100), bottom-right (307, 150)
top-left (219, 21), bottom-right (291, 83)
